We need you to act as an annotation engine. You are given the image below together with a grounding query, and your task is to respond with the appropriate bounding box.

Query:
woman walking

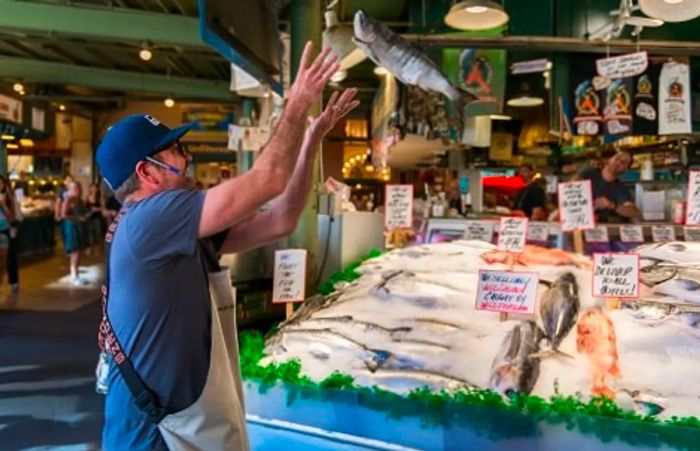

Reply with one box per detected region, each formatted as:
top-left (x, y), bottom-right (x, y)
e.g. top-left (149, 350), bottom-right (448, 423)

top-left (0, 176), bottom-right (14, 294)
top-left (61, 181), bottom-right (88, 285)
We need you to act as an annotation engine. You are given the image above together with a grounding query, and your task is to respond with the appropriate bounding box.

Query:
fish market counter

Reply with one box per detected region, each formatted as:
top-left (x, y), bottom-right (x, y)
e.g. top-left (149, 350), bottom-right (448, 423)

top-left (244, 380), bottom-right (699, 451)
top-left (423, 218), bottom-right (691, 253)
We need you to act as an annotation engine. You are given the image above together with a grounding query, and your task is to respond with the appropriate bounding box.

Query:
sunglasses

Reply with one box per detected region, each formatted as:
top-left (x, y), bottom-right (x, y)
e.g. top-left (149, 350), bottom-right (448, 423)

top-left (143, 141), bottom-right (191, 176)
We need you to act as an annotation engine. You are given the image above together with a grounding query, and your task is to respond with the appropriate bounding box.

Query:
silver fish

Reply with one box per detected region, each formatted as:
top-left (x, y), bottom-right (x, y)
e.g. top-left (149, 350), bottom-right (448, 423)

top-left (307, 315), bottom-right (412, 337)
top-left (353, 10), bottom-right (476, 109)
top-left (640, 263), bottom-right (700, 304)
top-left (368, 368), bottom-right (477, 392)
top-left (490, 321), bottom-right (542, 396)
top-left (537, 272), bottom-right (580, 354)
top-left (621, 299), bottom-right (700, 326)
top-left (635, 242), bottom-right (700, 265)
top-left (269, 327), bottom-right (421, 372)
top-left (408, 318), bottom-right (463, 333)
top-left (619, 389), bottom-right (665, 417)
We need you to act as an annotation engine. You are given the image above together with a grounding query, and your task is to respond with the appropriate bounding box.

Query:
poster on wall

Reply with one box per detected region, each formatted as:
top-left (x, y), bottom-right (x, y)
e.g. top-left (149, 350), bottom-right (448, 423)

top-left (0, 95), bottom-right (22, 124)
top-left (181, 104), bottom-right (235, 141)
top-left (572, 79), bottom-right (603, 136)
top-left (603, 78), bottom-right (633, 137)
top-left (658, 61), bottom-right (691, 135)
top-left (443, 47), bottom-right (506, 116)
top-left (633, 65), bottom-right (660, 135)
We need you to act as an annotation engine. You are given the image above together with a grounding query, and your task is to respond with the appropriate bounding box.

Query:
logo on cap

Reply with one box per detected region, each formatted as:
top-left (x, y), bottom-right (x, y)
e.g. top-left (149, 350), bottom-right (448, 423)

top-left (144, 115), bottom-right (161, 126)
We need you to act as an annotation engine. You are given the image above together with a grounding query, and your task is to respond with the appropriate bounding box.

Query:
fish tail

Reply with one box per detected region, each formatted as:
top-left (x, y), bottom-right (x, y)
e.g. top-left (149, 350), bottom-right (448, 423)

top-left (529, 349), bottom-right (575, 361)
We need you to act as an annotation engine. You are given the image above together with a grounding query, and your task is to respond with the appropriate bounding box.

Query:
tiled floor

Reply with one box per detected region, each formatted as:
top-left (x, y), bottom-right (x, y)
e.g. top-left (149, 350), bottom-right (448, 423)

top-left (0, 248), bottom-right (105, 450)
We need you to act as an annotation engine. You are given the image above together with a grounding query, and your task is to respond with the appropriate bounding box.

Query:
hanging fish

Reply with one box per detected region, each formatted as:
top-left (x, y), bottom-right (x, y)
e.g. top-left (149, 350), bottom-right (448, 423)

top-left (352, 10), bottom-right (476, 110)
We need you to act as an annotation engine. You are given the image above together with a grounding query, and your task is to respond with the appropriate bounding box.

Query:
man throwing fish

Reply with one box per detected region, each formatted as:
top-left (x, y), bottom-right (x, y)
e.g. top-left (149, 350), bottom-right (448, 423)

top-left (575, 150), bottom-right (640, 223)
top-left (96, 42), bottom-right (359, 450)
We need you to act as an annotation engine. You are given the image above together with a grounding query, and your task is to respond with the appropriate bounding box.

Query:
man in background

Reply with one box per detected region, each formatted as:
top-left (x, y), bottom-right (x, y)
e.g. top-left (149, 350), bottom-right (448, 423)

top-left (576, 150), bottom-right (640, 223)
top-left (512, 165), bottom-right (547, 220)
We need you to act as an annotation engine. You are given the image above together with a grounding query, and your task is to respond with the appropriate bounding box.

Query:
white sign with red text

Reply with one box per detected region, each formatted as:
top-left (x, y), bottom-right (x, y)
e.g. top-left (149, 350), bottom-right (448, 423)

top-left (475, 270), bottom-right (539, 315)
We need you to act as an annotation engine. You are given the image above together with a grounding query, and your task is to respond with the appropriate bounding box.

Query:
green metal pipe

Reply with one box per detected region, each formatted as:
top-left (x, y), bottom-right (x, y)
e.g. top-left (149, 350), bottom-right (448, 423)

top-left (289, 0), bottom-right (322, 295)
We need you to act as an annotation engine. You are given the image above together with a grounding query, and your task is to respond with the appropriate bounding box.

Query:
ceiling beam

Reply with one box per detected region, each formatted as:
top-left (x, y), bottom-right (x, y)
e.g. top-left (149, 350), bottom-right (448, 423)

top-left (404, 34), bottom-right (700, 56)
top-left (0, 0), bottom-right (206, 49)
top-left (0, 56), bottom-right (236, 101)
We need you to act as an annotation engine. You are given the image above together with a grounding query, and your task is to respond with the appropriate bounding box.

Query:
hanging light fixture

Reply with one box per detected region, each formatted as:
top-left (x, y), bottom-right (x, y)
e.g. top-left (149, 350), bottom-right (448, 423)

top-left (507, 82), bottom-right (544, 107)
top-left (164, 97), bottom-right (175, 108)
top-left (639, 0), bottom-right (700, 22)
top-left (330, 70), bottom-right (348, 83)
top-left (58, 104), bottom-right (66, 111)
top-left (373, 66), bottom-right (389, 76)
top-left (12, 82), bottom-right (23, 93)
top-left (139, 43), bottom-right (153, 61)
top-left (322, 5), bottom-right (367, 71)
top-left (445, 0), bottom-right (509, 31)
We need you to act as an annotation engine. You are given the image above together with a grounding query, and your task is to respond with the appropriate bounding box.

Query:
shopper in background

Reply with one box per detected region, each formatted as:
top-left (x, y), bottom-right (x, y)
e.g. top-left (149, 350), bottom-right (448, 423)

top-left (576, 150), bottom-right (640, 222)
top-left (512, 165), bottom-right (548, 220)
top-left (54, 173), bottom-right (74, 221)
top-left (61, 181), bottom-right (88, 285)
top-left (96, 43), bottom-right (357, 450)
top-left (1, 176), bottom-right (21, 294)
top-left (0, 176), bottom-right (14, 295)
top-left (85, 182), bottom-right (105, 255)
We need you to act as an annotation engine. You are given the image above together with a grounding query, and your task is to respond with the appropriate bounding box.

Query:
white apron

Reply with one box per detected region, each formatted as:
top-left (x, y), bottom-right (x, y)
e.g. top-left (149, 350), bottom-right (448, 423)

top-left (157, 267), bottom-right (250, 451)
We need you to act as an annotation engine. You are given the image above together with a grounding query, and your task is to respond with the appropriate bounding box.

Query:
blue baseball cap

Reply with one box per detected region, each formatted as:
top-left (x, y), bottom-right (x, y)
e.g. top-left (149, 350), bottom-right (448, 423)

top-left (96, 114), bottom-right (197, 190)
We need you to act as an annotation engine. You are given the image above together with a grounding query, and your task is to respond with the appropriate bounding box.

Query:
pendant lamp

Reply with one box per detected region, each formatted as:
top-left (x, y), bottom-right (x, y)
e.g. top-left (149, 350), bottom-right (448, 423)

top-left (639, 0), bottom-right (700, 23)
top-left (507, 82), bottom-right (544, 108)
top-left (444, 0), bottom-right (509, 31)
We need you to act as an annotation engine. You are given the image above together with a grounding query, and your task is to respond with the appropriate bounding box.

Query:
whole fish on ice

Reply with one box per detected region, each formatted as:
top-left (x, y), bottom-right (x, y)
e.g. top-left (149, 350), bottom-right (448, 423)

top-left (353, 10), bottom-right (475, 109)
top-left (640, 262), bottom-right (700, 305)
top-left (481, 245), bottom-right (589, 268)
top-left (577, 307), bottom-right (621, 399)
top-left (490, 321), bottom-right (542, 396)
top-left (534, 272), bottom-right (580, 358)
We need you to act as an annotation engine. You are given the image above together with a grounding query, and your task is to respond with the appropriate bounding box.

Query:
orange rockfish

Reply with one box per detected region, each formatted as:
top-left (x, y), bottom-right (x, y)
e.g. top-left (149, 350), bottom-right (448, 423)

top-left (481, 245), bottom-right (589, 268)
top-left (576, 307), bottom-right (621, 398)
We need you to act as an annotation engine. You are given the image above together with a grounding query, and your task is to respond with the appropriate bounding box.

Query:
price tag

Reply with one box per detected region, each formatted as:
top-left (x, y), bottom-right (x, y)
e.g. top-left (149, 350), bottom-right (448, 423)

top-left (384, 184), bottom-right (413, 230)
top-left (685, 226), bottom-right (700, 242)
top-left (685, 171), bottom-right (700, 225)
top-left (593, 253), bottom-right (640, 298)
top-left (585, 225), bottom-right (609, 243)
top-left (619, 225), bottom-right (644, 243)
top-left (497, 217), bottom-right (528, 252)
top-left (558, 181), bottom-right (595, 231)
top-left (527, 222), bottom-right (549, 242)
top-left (272, 249), bottom-right (307, 304)
top-left (475, 270), bottom-right (539, 315)
top-left (652, 225), bottom-right (676, 242)
top-left (596, 51), bottom-right (648, 79)
top-left (464, 220), bottom-right (495, 242)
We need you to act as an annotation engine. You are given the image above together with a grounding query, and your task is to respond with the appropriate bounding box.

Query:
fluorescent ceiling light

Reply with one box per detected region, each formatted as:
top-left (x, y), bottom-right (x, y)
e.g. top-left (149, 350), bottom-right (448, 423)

top-left (489, 114), bottom-right (512, 120)
top-left (445, 0), bottom-right (509, 31)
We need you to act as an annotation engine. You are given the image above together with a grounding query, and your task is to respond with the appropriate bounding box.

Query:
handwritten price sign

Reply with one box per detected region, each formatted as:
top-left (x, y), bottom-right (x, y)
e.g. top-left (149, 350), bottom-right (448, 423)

top-left (596, 51), bottom-right (648, 79)
top-left (464, 220), bottom-right (496, 242)
top-left (593, 253), bottom-right (639, 298)
top-left (497, 217), bottom-right (528, 252)
top-left (619, 225), bottom-right (644, 243)
top-left (558, 181), bottom-right (595, 232)
top-left (685, 226), bottom-right (700, 242)
top-left (527, 222), bottom-right (550, 242)
top-left (584, 226), bottom-right (610, 243)
top-left (272, 249), bottom-right (307, 304)
top-left (652, 225), bottom-right (676, 242)
top-left (384, 184), bottom-right (413, 230)
top-left (685, 171), bottom-right (700, 225)
top-left (475, 270), bottom-right (539, 315)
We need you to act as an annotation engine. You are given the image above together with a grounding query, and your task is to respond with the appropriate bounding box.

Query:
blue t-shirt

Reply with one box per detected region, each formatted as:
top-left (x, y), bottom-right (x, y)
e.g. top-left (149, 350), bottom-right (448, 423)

top-left (102, 189), bottom-right (210, 450)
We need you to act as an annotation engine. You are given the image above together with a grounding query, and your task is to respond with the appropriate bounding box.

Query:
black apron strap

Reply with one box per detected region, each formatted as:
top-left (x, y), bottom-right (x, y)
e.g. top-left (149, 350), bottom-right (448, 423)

top-left (97, 207), bottom-right (167, 424)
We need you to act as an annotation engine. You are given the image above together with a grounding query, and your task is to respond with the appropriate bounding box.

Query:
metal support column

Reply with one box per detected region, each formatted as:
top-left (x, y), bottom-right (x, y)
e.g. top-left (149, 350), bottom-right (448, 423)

top-left (237, 97), bottom-right (256, 175)
top-left (0, 141), bottom-right (7, 177)
top-left (289, 0), bottom-right (321, 294)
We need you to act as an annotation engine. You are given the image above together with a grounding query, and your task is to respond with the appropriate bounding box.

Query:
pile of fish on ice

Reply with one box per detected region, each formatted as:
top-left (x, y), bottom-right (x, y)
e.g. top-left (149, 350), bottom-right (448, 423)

top-left (264, 240), bottom-right (700, 419)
